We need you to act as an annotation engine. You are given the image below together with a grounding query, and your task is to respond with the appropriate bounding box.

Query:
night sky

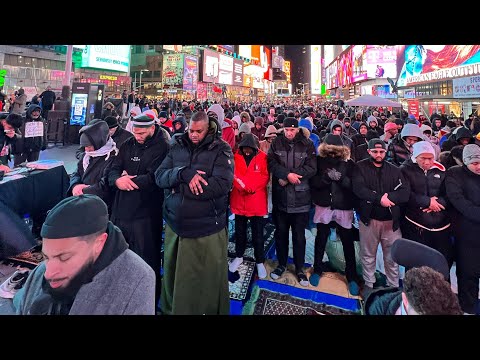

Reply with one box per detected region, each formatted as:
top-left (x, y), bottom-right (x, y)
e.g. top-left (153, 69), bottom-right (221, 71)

top-left (285, 45), bottom-right (309, 93)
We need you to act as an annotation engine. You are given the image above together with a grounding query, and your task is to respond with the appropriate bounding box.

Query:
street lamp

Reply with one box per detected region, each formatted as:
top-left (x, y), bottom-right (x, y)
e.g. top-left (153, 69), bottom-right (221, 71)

top-left (139, 69), bottom-right (149, 96)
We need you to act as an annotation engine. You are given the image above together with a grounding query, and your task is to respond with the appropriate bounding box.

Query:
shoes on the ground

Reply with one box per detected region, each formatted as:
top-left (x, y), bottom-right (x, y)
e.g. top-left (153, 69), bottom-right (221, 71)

top-left (229, 257), bottom-right (243, 273)
top-left (0, 269), bottom-right (30, 299)
top-left (348, 280), bottom-right (360, 296)
top-left (270, 265), bottom-right (286, 280)
top-left (256, 263), bottom-right (267, 279)
top-left (297, 271), bottom-right (309, 287)
top-left (309, 272), bottom-right (322, 287)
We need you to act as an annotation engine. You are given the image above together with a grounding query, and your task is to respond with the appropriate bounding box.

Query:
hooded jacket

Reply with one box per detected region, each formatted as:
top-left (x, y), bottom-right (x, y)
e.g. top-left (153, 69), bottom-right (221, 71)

top-left (259, 125), bottom-right (277, 154)
top-left (230, 133), bottom-right (269, 217)
top-left (13, 221), bottom-right (156, 315)
top-left (400, 158), bottom-right (450, 230)
top-left (108, 124), bottom-right (169, 220)
top-left (13, 104), bottom-right (47, 154)
top-left (299, 118), bottom-right (320, 155)
top-left (364, 286), bottom-right (402, 315)
top-left (310, 142), bottom-right (355, 210)
top-left (251, 117), bottom-right (267, 141)
top-left (170, 116), bottom-right (187, 145)
top-left (267, 127), bottom-right (317, 213)
top-left (387, 124), bottom-right (424, 167)
top-left (155, 118), bottom-right (234, 238)
top-left (207, 104), bottom-right (235, 150)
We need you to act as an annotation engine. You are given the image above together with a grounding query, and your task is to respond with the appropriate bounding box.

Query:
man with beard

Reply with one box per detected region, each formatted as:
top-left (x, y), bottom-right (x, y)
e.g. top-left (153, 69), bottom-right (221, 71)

top-left (108, 114), bottom-right (169, 307)
top-left (155, 111), bottom-right (234, 315)
top-left (352, 139), bottom-right (409, 296)
top-left (12, 194), bottom-right (156, 315)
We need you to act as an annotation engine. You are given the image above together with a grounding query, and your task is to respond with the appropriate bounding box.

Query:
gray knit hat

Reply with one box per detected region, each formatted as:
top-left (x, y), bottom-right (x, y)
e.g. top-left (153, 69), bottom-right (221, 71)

top-left (462, 144), bottom-right (480, 165)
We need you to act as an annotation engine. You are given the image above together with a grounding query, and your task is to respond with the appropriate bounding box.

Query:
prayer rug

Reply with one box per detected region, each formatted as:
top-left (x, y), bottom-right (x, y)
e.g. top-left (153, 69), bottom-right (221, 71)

top-left (242, 281), bottom-right (362, 315)
top-left (229, 257), bottom-right (256, 301)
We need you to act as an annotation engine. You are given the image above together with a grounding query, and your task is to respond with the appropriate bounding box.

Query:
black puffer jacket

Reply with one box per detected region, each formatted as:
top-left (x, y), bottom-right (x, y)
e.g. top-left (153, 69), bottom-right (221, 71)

top-left (155, 119), bottom-right (234, 238)
top-left (445, 164), bottom-right (480, 245)
top-left (13, 104), bottom-right (47, 154)
top-left (352, 158), bottom-right (410, 231)
top-left (267, 128), bottom-right (317, 213)
top-left (386, 134), bottom-right (411, 167)
top-left (108, 125), bottom-right (169, 220)
top-left (400, 158), bottom-right (450, 229)
top-left (111, 126), bottom-right (133, 149)
top-left (310, 144), bottom-right (355, 210)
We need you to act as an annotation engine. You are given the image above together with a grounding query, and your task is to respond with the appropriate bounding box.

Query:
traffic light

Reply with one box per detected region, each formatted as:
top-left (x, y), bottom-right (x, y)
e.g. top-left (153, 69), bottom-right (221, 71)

top-left (0, 69), bottom-right (6, 87)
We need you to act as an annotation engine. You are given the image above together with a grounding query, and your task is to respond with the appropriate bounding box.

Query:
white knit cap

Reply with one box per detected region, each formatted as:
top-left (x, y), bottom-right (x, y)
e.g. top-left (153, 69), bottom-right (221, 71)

top-left (412, 141), bottom-right (435, 163)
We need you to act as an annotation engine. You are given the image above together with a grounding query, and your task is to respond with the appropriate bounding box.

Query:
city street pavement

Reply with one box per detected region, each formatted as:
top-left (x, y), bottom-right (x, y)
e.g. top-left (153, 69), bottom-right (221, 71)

top-left (39, 144), bottom-right (78, 175)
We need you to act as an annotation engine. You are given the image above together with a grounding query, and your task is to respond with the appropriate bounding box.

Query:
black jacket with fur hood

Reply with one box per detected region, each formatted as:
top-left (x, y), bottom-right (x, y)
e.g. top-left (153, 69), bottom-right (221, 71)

top-left (310, 142), bottom-right (356, 210)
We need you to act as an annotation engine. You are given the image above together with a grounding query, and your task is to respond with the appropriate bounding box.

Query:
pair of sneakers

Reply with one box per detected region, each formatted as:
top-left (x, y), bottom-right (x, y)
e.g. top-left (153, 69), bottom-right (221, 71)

top-left (0, 268), bottom-right (30, 299)
top-left (270, 265), bottom-right (309, 287)
top-left (229, 257), bottom-right (267, 279)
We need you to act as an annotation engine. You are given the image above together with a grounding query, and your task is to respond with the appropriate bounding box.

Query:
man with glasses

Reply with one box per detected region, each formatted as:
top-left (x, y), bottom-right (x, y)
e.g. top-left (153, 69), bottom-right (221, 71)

top-left (352, 139), bottom-right (410, 297)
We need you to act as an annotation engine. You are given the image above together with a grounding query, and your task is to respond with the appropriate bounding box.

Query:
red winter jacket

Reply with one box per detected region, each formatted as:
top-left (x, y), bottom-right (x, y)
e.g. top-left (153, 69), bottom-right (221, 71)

top-left (230, 149), bottom-right (269, 217)
top-left (222, 118), bottom-right (236, 150)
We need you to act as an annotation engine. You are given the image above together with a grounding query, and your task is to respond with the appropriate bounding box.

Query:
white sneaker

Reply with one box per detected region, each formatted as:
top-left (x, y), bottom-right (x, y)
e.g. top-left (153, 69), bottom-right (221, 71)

top-left (0, 269), bottom-right (30, 299)
top-left (256, 263), bottom-right (267, 279)
top-left (229, 257), bottom-right (243, 272)
top-left (228, 214), bottom-right (235, 221)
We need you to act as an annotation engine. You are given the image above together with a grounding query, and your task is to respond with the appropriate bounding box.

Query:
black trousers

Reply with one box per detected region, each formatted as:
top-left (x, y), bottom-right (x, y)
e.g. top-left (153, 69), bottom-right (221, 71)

top-left (401, 219), bottom-right (454, 270)
top-left (112, 216), bottom-right (163, 307)
top-left (456, 242), bottom-right (480, 314)
top-left (275, 210), bottom-right (308, 272)
top-left (14, 150), bottom-right (40, 166)
top-left (234, 215), bottom-right (265, 263)
top-left (314, 222), bottom-right (357, 282)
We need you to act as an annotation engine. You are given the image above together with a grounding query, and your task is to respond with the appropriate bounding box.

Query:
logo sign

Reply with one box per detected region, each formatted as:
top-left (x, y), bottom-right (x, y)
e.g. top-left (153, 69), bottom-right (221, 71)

top-left (453, 76), bottom-right (480, 98)
top-left (233, 59), bottom-right (244, 86)
top-left (81, 45), bottom-right (130, 73)
top-left (99, 74), bottom-right (118, 81)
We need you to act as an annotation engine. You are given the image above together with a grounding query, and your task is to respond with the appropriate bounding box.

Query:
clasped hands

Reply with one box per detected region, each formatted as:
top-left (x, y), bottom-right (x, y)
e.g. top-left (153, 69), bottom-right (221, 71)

top-left (189, 170), bottom-right (208, 195)
top-left (279, 172), bottom-right (302, 186)
top-left (422, 196), bottom-right (445, 213)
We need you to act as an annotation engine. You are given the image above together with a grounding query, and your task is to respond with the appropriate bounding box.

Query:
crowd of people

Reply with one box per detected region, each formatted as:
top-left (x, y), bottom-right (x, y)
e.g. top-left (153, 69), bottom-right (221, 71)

top-left (2, 94), bottom-right (478, 315)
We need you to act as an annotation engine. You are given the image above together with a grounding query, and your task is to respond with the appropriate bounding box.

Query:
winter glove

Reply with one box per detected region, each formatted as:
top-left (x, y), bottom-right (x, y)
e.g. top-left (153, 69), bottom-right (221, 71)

top-left (326, 168), bottom-right (342, 181)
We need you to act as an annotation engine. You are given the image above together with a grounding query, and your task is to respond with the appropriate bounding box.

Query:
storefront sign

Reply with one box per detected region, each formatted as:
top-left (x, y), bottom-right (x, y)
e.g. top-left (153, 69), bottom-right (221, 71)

top-left (99, 75), bottom-right (118, 81)
top-left (403, 88), bottom-right (416, 99)
top-left (453, 76), bottom-right (480, 98)
top-left (163, 53), bottom-right (184, 87)
top-left (407, 63), bottom-right (480, 85)
top-left (81, 45), bottom-right (130, 73)
top-left (408, 100), bottom-right (420, 118)
top-left (183, 55), bottom-right (198, 91)
top-left (202, 49), bottom-right (219, 83)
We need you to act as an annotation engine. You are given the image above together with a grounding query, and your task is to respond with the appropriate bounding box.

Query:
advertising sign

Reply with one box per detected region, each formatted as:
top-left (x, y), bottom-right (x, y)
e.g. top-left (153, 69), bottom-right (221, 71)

top-left (397, 45), bottom-right (480, 87)
top-left (376, 85), bottom-right (396, 98)
top-left (352, 45), bottom-right (367, 82)
top-left (70, 93), bottom-right (88, 126)
top-left (324, 45), bottom-right (335, 67)
top-left (408, 100), bottom-right (420, 119)
top-left (284, 61), bottom-right (291, 83)
top-left (163, 53), bottom-right (184, 87)
top-left (238, 45), bottom-right (252, 59)
top-left (218, 54), bottom-right (233, 85)
top-left (233, 58), bottom-right (244, 86)
top-left (196, 82), bottom-right (207, 101)
top-left (337, 48), bottom-right (353, 87)
top-left (365, 45), bottom-right (397, 79)
top-left (81, 45), bottom-right (130, 72)
top-left (244, 65), bottom-right (264, 89)
top-left (327, 60), bottom-right (338, 89)
top-left (453, 76), bottom-right (480, 98)
top-left (217, 45), bottom-right (234, 52)
top-left (202, 49), bottom-right (219, 83)
top-left (428, 103), bottom-right (445, 116)
top-left (311, 45), bottom-right (322, 94)
top-left (163, 45), bottom-right (183, 52)
top-left (183, 55), bottom-right (198, 91)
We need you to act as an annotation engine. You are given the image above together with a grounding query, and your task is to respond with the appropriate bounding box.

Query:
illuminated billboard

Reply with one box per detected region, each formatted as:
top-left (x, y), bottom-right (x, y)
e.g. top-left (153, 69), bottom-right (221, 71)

top-left (162, 53), bottom-right (184, 87)
top-left (218, 53), bottom-right (233, 85)
top-left (183, 55), bottom-right (198, 91)
top-left (326, 60), bottom-right (338, 89)
top-left (311, 45), bottom-right (322, 94)
top-left (238, 45), bottom-right (252, 59)
top-left (365, 45), bottom-right (397, 79)
top-left (80, 45), bottom-right (130, 72)
top-left (202, 49), bottom-right (219, 83)
top-left (337, 48), bottom-right (353, 87)
top-left (284, 61), bottom-right (291, 83)
top-left (352, 45), bottom-right (367, 82)
top-left (233, 58), bottom-right (244, 86)
top-left (396, 45), bottom-right (480, 86)
top-left (324, 45), bottom-right (335, 67)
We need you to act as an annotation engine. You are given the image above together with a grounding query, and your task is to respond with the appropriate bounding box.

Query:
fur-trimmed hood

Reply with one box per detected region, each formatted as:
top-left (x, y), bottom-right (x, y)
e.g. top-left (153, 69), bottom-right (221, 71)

top-left (318, 142), bottom-right (350, 160)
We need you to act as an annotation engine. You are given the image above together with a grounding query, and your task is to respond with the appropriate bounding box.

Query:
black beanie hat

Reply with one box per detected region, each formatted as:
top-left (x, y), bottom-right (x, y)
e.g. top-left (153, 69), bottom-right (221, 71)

top-left (323, 133), bottom-right (344, 146)
top-left (40, 194), bottom-right (109, 239)
top-left (283, 117), bottom-right (298, 128)
top-left (276, 114), bottom-right (286, 124)
top-left (104, 115), bottom-right (119, 129)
